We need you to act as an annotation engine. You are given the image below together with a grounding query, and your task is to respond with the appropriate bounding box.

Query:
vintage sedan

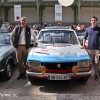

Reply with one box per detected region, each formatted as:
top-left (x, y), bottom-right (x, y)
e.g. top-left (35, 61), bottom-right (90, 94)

top-left (26, 26), bottom-right (91, 84)
top-left (0, 33), bottom-right (17, 81)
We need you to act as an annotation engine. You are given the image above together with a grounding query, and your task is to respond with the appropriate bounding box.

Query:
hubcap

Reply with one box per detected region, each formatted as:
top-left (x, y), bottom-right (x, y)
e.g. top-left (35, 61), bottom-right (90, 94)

top-left (7, 64), bottom-right (12, 77)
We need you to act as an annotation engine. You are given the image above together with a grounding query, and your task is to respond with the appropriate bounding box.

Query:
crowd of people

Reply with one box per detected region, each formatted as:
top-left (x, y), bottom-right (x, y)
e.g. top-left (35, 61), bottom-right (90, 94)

top-left (0, 22), bottom-right (86, 34)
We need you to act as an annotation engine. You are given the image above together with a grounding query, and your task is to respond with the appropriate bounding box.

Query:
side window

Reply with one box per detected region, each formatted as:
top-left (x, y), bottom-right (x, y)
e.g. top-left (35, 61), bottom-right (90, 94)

top-left (43, 34), bottom-right (51, 43)
top-left (70, 32), bottom-right (78, 43)
top-left (38, 32), bottom-right (43, 39)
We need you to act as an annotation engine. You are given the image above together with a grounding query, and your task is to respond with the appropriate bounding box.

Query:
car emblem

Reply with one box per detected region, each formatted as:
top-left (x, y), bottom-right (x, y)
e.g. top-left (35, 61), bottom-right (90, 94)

top-left (57, 64), bottom-right (61, 68)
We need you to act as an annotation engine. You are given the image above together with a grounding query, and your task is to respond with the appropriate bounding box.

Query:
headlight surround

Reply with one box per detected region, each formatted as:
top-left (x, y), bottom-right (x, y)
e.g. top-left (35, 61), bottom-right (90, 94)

top-left (28, 61), bottom-right (41, 67)
top-left (27, 61), bottom-right (47, 73)
top-left (78, 60), bottom-right (90, 67)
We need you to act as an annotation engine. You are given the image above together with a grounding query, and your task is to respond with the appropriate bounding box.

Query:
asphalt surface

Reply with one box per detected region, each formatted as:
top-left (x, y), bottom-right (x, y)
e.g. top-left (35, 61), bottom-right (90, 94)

top-left (0, 67), bottom-right (100, 100)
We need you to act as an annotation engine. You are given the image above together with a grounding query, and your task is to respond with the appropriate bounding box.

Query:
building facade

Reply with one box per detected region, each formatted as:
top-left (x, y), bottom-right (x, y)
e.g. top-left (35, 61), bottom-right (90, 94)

top-left (0, 0), bottom-right (100, 26)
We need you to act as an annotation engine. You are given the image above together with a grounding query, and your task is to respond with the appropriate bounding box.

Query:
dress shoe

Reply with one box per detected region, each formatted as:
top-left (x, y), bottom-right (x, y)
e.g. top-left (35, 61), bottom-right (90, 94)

top-left (99, 72), bottom-right (100, 77)
top-left (22, 74), bottom-right (26, 79)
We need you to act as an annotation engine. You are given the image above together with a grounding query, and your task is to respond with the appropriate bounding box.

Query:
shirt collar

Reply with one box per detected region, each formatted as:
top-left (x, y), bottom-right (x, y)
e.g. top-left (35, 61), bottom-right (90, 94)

top-left (91, 25), bottom-right (98, 29)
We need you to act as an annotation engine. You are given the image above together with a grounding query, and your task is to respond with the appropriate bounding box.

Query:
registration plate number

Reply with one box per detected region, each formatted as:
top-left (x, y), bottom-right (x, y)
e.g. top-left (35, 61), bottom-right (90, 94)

top-left (48, 74), bottom-right (71, 80)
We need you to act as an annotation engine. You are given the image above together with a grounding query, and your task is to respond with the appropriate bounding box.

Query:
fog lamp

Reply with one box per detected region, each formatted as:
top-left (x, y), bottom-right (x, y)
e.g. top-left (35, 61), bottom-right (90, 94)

top-left (39, 66), bottom-right (47, 73)
top-left (72, 66), bottom-right (78, 74)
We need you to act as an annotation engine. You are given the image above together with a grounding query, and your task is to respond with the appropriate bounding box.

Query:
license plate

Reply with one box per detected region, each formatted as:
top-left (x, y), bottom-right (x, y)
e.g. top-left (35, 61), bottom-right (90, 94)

top-left (48, 74), bottom-right (71, 80)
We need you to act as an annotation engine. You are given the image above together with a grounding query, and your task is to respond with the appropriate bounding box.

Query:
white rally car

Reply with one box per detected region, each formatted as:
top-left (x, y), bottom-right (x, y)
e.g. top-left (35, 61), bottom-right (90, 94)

top-left (26, 26), bottom-right (91, 84)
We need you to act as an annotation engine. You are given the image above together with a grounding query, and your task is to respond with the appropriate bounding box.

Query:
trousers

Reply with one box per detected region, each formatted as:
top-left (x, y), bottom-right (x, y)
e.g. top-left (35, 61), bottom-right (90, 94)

top-left (87, 50), bottom-right (100, 76)
top-left (16, 45), bottom-right (28, 74)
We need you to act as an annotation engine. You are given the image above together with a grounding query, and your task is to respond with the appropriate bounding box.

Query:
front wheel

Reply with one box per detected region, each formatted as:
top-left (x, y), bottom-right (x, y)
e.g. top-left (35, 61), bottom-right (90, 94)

top-left (28, 75), bottom-right (36, 85)
top-left (2, 62), bottom-right (13, 81)
top-left (79, 77), bottom-right (89, 84)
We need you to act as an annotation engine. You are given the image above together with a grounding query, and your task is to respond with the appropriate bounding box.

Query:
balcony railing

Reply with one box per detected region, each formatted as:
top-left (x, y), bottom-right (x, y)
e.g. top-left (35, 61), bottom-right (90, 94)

top-left (82, 0), bottom-right (100, 1)
top-left (1, 0), bottom-right (57, 2)
top-left (6, 0), bottom-right (57, 2)
top-left (7, 0), bottom-right (35, 2)
top-left (0, 0), bottom-right (98, 2)
top-left (1, 0), bottom-right (100, 7)
top-left (6, 0), bottom-right (100, 2)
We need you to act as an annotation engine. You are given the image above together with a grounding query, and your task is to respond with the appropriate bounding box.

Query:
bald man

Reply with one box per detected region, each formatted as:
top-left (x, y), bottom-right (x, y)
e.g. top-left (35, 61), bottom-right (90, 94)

top-left (11, 17), bottom-right (37, 80)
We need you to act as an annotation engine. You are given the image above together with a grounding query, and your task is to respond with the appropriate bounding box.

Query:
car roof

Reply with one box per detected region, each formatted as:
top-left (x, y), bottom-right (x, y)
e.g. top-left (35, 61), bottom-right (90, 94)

top-left (44, 26), bottom-right (71, 29)
top-left (40, 26), bottom-right (73, 31)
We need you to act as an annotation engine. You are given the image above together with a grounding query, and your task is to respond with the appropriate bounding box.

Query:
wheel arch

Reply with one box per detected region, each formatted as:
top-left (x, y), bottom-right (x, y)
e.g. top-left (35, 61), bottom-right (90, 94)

top-left (5, 56), bottom-right (15, 69)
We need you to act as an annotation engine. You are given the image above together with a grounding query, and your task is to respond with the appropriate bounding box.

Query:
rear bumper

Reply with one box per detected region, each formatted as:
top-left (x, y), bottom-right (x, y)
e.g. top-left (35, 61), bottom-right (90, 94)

top-left (26, 70), bottom-right (91, 79)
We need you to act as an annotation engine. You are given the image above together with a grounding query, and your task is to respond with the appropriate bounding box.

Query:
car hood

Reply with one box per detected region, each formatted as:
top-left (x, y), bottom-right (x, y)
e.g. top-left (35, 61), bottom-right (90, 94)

top-left (0, 45), bottom-right (15, 60)
top-left (27, 44), bottom-right (90, 62)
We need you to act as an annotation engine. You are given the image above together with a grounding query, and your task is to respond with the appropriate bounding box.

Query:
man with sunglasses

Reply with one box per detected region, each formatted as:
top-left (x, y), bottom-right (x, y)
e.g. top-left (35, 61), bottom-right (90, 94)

top-left (11, 17), bottom-right (38, 80)
top-left (81, 16), bottom-right (100, 81)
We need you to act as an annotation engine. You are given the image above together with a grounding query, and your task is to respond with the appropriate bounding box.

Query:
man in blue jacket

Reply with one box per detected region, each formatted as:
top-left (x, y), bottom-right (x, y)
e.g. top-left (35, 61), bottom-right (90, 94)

top-left (81, 16), bottom-right (100, 81)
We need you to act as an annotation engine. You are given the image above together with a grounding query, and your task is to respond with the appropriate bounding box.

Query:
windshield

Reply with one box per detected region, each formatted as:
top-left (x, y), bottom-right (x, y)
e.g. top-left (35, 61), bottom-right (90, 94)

top-left (0, 34), bottom-right (11, 45)
top-left (38, 30), bottom-right (78, 44)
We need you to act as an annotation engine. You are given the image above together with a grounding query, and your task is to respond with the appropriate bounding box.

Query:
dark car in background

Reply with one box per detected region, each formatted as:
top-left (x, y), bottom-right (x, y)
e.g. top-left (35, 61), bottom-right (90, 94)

top-left (0, 33), bottom-right (17, 81)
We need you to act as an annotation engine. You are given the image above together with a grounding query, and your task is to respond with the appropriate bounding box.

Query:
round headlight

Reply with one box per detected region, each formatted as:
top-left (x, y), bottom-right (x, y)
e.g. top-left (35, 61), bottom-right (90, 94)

top-left (28, 61), bottom-right (40, 67)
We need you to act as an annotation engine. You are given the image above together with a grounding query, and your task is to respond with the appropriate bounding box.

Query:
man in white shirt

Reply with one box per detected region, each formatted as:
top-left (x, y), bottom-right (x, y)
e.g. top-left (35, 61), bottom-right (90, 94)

top-left (11, 17), bottom-right (38, 80)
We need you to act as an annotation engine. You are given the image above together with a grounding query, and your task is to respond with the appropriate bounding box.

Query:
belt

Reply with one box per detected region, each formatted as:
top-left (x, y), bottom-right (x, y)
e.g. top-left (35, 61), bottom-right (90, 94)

top-left (19, 45), bottom-right (25, 46)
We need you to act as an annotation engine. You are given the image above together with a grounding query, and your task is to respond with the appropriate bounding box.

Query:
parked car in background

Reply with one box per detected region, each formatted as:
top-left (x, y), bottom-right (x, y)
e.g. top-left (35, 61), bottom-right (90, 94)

top-left (0, 22), bottom-right (11, 33)
top-left (26, 26), bottom-right (91, 84)
top-left (0, 27), bottom-right (10, 33)
top-left (0, 33), bottom-right (17, 81)
top-left (76, 30), bottom-right (85, 45)
top-left (0, 27), bottom-right (11, 34)
top-left (76, 29), bottom-right (95, 49)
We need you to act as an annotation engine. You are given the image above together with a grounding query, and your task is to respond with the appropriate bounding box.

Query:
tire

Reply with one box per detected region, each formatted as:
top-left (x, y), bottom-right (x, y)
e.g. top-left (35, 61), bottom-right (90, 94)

top-left (99, 70), bottom-right (100, 77)
top-left (28, 75), bottom-right (35, 85)
top-left (2, 62), bottom-right (13, 81)
top-left (79, 77), bottom-right (89, 84)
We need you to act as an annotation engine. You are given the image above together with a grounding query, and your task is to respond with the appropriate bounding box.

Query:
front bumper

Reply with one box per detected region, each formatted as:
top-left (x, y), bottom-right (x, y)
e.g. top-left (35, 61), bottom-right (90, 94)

top-left (26, 70), bottom-right (91, 79)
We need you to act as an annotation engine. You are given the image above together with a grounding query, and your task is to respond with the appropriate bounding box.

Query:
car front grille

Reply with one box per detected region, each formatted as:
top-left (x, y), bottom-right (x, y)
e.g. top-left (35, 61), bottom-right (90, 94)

top-left (41, 62), bottom-right (77, 70)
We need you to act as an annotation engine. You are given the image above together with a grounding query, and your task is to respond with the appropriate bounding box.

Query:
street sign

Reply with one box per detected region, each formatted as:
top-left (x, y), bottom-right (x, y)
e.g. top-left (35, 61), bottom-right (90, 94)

top-left (14, 5), bottom-right (21, 21)
top-left (55, 4), bottom-right (62, 21)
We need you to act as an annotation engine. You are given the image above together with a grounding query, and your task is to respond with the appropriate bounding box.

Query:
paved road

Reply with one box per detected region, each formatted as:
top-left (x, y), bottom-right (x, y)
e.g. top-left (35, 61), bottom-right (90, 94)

top-left (0, 68), bottom-right (100, 100)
